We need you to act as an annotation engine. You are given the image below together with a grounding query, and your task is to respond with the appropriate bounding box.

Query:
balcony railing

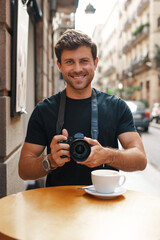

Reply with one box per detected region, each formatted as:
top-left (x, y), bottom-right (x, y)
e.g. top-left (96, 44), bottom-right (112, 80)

top-left (122, 25), bottom-right (150, 54)
top-left (132, 26), bottom-right (149, 47)
top-left (122, 40), bottom-right (132, 54)
top-left (120, 53), bottom-right (150, 79)
top-left (103, 66), bottom-right (116, 77)
top-left (121, 69), bottom-right (130, 80)
top-left (132, 60), bottom-right (150, 75)
top-left (132, 53), bottom-right (151, 74)
top-left (124, 0), bottom-right (132, 10)
top-left (137, 0), bottom-right (149, 16)
top-left (123, 20), bottom-right (132, 31)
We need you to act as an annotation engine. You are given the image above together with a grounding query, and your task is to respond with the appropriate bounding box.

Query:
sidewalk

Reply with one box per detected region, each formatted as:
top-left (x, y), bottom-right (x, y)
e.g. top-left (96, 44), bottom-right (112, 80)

top-left (120, 162), bottom-right (160, 198)
top-left (150, 121), bottom-right (160, 129)
top-left (120, 121), bottom-right (160, 198)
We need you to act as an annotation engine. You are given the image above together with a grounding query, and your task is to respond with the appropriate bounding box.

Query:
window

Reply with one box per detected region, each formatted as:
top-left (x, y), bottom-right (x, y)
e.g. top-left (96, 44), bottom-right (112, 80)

top-left (146, 80), bottom-right (150, 89)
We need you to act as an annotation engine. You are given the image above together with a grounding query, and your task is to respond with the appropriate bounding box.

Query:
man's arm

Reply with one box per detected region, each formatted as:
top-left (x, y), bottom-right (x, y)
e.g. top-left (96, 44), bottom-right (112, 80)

top-left (19, 129), bottom-right (71, 180)
top-left (19, 142), bottom-right (48, 180)
top-left (78, 132), bottom-right (147, 171)
top-left (115, 131), bottom-right (147, 171)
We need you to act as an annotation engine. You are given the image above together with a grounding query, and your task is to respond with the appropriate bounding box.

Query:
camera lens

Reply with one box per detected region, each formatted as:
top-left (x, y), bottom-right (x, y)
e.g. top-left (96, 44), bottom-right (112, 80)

top-left (70, 139), bottom-right (91, 162)
top-left (75, 144), bottom-right (85, 154)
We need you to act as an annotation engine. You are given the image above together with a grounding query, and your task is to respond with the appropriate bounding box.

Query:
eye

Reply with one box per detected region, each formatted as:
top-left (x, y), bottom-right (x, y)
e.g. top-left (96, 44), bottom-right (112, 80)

top-left (66, 60), bottom-right (73, 64)
top-left (81, 59), bottom-right (89, 63)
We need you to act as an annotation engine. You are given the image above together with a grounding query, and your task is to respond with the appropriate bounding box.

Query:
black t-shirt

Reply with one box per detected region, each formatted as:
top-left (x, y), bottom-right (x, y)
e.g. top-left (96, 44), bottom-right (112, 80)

top-left (25, 89), bottom-right (135, 186)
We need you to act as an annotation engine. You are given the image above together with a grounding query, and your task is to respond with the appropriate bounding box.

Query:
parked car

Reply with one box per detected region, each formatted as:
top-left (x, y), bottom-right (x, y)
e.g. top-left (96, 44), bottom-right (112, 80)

top-left (125, 100), bottom-right (150, 132)
top-left (151, 102), bottom-right (160, 123)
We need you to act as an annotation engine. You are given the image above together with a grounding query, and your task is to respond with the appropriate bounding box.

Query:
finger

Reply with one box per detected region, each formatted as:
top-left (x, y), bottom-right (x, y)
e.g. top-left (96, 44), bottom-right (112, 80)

top-left (50, 154), bottom-right (71, 168)
top-left (58, 149), bottom-right (70, 158)
top-left (84, 137), bottom-right (99, 146)
top-left (62, 129), bottom-right (68, 138)
top-left (50, 147), bottom-right (70, 161)
top-left (56, 156), bottom-right (71, 166)
top-left (56, 143), bottom-right (70, 151)
top-left (77, 160), bottom-right (92, 167)
top-left (50, 134), bottom-right (67, 148)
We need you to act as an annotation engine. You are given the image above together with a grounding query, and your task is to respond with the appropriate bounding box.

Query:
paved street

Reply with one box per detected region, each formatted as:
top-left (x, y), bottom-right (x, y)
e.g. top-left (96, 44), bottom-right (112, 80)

top-left (142, 123), bottom-right (160, 170)
top-left (120, 125), bottom-right (160, 198)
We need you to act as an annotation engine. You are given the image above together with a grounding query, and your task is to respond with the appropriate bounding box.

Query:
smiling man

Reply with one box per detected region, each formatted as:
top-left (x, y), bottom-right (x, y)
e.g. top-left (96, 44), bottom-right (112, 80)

top-left (56, 46), bottom-right (98, 96)
top-left (19, 29), bottom-right (147, 187)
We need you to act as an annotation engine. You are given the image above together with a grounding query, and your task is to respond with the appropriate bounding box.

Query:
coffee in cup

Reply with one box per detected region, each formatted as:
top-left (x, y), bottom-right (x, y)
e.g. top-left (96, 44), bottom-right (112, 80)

top-left (91, 169), bottom-right (126, 194)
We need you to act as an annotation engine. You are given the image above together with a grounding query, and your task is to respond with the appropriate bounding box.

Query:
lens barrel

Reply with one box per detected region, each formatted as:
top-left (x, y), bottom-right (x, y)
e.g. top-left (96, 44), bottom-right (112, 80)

top-left (70, 139), bottom-right (91, 162)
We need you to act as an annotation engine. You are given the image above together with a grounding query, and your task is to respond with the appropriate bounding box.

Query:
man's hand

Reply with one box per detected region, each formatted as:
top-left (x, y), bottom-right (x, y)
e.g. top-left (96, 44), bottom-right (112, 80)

top-left (77, 137), bottom-right (109, 168)
top-left (49, 129), bottom-right (71, 168)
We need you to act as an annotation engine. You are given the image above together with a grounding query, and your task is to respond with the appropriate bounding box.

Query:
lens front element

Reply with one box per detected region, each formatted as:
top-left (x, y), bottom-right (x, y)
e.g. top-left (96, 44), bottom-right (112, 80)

top-left (70, 139), bottom-right (91, 162)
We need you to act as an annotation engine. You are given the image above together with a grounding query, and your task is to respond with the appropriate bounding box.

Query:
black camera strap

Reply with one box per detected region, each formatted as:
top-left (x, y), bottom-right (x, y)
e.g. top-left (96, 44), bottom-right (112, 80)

top-left (56, 88), bottom-right (98, 140)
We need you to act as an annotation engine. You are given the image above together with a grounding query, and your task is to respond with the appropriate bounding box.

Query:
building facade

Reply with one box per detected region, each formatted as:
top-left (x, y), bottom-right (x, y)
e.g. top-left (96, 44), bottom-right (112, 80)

top-left (93, 0), bottom-right (160, 108)
top-left (0, 0), bottom-right (78, 198)
top-left (53, 12), bottom-right (76, 93)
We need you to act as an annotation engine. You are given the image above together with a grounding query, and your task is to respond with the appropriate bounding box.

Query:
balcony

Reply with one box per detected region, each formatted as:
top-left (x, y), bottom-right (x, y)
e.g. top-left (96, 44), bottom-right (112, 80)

top-left (120, 53), bottom-right (151, 80)
top-left (123, 20), bottom-right (132, 32)
top-left (120, 67), bottom-right (133, 80)
top-left (103, 66), bottom-right (116, 77)
top-left (122, 25), bottom-right (149, 55)
top-left (132, 53), bottom-right (151, 75)
top-left (56, 0), bottom-right (79, 14)
top-left (132, 25), bottom-right (149, 47)
top-left (137, 0), bottom-right (149, 16)
top-left (122, 40), bottom-right (132, 54)
top-left (124, 0), bottom-right (132, 10)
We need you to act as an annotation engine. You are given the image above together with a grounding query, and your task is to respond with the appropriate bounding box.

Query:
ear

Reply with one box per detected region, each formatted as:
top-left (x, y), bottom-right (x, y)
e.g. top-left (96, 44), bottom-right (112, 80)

top-left (94, 57), bottom-right (98, 69)
top-left (57, 60), bottom-right (62, 72)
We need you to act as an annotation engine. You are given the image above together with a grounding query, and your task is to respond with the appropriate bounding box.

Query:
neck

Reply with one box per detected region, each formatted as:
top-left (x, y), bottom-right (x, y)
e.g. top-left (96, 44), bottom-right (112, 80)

top-left (66, 86), bottom-right (92, 99)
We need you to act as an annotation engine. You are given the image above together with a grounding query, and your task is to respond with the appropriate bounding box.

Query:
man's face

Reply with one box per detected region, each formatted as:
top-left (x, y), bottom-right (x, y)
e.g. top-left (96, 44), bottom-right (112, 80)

top-left (57, 46), bottom-right (98, 91)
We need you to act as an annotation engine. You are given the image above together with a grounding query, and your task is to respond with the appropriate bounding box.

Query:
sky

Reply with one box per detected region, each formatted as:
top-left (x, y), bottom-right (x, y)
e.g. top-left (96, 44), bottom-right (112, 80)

top-left (75, 0), bottom-right (116, 36)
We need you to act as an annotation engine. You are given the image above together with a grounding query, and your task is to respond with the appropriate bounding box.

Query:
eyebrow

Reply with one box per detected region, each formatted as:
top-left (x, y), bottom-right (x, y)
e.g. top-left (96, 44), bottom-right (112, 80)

top-left (63, 57), bottom-right (91, 62)
top-left (63, 58), bottom-right (73, 62)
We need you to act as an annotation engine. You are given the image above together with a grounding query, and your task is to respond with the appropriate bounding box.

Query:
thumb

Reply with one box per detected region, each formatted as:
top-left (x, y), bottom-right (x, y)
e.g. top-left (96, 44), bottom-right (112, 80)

top-left (62, 129), bottom-right (68, 138)
top-left (84, 137), bottom-right (99, 146)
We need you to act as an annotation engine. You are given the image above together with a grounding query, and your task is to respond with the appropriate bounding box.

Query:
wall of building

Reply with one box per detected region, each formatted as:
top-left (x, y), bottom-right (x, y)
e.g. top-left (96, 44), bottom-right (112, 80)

top-left (0, 0), bottom-right (78, 198)
top-left (53, 12), bottom-right (75, 93)
top-left (0, 0), bottom-right (25, 198)
top-left (93, 0), bottom-right (160, 108)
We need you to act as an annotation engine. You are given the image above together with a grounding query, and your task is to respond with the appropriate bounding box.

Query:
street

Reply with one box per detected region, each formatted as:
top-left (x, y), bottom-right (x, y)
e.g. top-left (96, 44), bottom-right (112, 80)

top-left (120, 125), bottom-right (160, 198)
top-left (142, 125), bottom-right (160, 171)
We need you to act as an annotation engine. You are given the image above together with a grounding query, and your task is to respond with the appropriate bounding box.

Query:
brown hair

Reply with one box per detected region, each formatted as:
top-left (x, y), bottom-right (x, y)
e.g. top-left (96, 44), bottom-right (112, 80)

top-left (55, 29), bottom-right (97, 63)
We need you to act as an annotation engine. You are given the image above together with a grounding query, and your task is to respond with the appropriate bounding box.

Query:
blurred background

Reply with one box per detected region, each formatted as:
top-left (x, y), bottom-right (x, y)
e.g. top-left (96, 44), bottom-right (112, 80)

top-left (0, 0), bottom-right (160, 198)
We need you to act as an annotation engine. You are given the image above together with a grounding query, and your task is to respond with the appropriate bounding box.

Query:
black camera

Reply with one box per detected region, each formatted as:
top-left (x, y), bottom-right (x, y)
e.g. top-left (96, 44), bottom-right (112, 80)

top-left (59, 133), bottom-right (91, 162)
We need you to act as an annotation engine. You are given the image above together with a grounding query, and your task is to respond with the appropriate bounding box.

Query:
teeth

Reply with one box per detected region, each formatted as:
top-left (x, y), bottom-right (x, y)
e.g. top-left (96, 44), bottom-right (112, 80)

top-left (72, 76), bottom-right (85, 79)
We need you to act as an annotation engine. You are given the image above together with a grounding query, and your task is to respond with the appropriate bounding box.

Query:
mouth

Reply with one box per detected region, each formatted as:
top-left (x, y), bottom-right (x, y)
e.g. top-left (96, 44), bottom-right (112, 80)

top-left (70, 74), bottom-right (87, 80)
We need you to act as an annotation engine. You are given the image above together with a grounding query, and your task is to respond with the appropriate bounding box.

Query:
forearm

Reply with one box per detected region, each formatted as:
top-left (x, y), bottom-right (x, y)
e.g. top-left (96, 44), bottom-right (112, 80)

top-left (105, 147), bottom-right (147, 171)
top-left (19, 154), bottom-right (48, 180)
top-left (19, 153), bottom-right (59, 180)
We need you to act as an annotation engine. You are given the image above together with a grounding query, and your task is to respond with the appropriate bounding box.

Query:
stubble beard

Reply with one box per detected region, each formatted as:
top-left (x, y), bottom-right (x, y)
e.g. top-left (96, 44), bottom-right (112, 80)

top-left (65, 74), bottom-right (93, 91)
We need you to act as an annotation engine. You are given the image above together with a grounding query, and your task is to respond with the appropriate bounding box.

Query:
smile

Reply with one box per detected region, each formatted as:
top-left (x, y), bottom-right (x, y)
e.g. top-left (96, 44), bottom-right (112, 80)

top-left (71, 75), bottom-right (87, 79)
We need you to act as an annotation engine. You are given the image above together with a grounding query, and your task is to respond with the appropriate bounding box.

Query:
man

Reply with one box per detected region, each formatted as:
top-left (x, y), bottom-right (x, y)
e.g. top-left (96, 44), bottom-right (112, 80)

top-left (19, 29), bottom-right (147, 186)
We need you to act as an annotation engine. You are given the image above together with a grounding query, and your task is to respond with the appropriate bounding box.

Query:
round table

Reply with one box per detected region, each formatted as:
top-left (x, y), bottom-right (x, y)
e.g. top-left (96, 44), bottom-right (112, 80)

top-left (0, 186), bottom-right (160, 240)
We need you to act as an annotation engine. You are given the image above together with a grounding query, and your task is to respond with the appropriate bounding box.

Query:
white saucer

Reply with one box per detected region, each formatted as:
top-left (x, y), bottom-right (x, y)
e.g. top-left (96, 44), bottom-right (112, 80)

top-left (85, 186), bottom-right (126, 199)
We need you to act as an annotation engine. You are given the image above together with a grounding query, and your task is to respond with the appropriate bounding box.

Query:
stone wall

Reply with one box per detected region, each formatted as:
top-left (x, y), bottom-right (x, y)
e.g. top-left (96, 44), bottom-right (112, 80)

top-left (0, 0), bottom-right (78, 198)
top-left (0, 0), bottom-right (25, 198)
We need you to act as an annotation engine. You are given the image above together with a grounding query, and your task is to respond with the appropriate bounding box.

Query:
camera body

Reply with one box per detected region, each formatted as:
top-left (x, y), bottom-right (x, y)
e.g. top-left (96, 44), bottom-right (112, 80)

top-left (60, 133), bottom-right (91, 162)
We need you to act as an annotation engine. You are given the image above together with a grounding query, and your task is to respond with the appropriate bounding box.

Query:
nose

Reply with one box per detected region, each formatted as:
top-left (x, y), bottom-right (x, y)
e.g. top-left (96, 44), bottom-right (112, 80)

top-left (74, 62), bottom-right (83, 73)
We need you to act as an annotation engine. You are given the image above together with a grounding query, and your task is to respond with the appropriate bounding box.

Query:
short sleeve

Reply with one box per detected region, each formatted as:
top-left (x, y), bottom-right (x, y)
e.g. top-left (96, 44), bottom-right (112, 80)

top-left (25, 106), bottom-right (47, 146)
top-left (116, 99), bottom-right (136, 136)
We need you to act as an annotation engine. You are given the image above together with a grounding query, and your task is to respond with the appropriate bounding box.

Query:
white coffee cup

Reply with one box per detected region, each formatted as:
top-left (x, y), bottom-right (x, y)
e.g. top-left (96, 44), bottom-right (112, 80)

top-left (91, 169), bottom-right (126, 194)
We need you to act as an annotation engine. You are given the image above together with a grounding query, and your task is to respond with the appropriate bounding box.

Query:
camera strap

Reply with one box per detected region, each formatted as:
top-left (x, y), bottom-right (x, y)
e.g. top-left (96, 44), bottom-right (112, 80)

top-left (56, 88), bottom-right (98, 140)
